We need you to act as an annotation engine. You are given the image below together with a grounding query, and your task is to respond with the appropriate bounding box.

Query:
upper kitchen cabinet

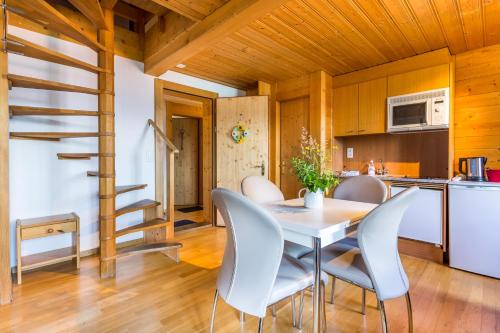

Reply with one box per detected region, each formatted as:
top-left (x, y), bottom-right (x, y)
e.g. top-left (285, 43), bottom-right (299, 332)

top-left (333, 78), bottom-right (387, 137)
top-left (358, 77), bottom-right (387, 135)
top-left (333, 84), bottom-right (358, 136)
top-left (388, 64), bottom-right (450, 97)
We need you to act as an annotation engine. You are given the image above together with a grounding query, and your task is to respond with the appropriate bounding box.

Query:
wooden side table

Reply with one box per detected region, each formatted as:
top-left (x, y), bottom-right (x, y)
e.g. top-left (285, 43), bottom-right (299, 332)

top-left (16, 212), bottom-right (80, 284)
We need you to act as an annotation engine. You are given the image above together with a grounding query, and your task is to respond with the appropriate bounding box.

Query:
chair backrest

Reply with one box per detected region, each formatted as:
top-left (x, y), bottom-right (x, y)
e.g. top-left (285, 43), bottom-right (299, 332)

top-left (241, 176), bottom-right (284, 203)
top-left (333, 175), bottom-right (387, 204)
top-left (357, 186), bottom-right (419, 301)
top-left (212, 188), bottom-right (284, 317)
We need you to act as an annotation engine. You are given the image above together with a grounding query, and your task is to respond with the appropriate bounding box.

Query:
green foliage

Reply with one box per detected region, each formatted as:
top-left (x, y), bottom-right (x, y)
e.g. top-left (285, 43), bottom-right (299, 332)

top-left (291, 128), bottom-right (340, 193)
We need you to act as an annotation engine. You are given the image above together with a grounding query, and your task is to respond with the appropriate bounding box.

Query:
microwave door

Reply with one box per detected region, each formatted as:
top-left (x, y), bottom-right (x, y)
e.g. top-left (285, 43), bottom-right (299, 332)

top-left (391, 101), bottom-right (428, 129)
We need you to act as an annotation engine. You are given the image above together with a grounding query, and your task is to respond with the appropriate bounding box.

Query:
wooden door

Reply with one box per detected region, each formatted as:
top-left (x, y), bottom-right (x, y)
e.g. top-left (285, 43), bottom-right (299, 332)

top-left (216, 96), bottom-right (269, 226)
top-left (358, 77), bottom-right (387, 135)
top-left (173, 117), bottom-right (199, 206)
top-left (333, 84), bottom-right (359, 137)
top-left (280, 97), bottom-right (309, 199)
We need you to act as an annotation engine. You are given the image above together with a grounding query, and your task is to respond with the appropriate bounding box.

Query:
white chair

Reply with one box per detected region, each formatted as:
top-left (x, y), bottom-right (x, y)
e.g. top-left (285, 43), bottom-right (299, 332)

top-left (241, 176), bottom-right (313, 259)
top-left (326, 175), bottom-right (388, 313)
top-left (210, 188), bottom-right (328, 332)
top-left (302, 187), bottom-right (419, 332)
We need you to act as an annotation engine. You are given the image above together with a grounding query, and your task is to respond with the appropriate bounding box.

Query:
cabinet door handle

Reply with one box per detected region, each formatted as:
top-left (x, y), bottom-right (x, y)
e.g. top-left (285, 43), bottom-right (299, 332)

top-left (47, 228), bottom-right (54, 233)
top-left (358, 129), bottom-right (366, 132)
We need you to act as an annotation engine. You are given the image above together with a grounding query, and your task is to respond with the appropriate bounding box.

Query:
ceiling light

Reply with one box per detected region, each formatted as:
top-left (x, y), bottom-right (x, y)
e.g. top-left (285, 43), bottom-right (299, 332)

top-left (176, 63), bottom-right (186, 69)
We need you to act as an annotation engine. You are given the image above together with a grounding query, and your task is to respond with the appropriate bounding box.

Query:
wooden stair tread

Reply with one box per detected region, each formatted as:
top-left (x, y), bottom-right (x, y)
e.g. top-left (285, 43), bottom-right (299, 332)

top-left (116, 184), bottom-right (147, 195)
top-left (6, 34), bottom-right (107, 74)
top-left (10, 132), bottom-right (99, 141)
top-left (115, 199), bottom-right (160, 217)
top-left (87, 171), bottom-right (98, 177)
top-left (8, 74), bottom-right (101, 95)
top-left (116, 242), bottom-right (182, 258)
top-left (115, 218), bottom-right (168, 237)
top-left (7, 0), bottom-right (106, 52)
top-left (9, 105), bottom-right (99, 117)
top-left (57, 153), bottom-right (99, 160)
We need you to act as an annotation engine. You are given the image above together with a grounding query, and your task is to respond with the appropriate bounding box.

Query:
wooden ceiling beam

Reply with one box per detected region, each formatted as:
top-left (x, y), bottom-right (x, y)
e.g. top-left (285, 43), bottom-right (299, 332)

top-left (100, 0), bottom-right (119, 9)
top-left (68, 0), bottom-right (108, 30)
top-left (150, 0), bottom-right (205, 21)
top-left (7, 0), bottom-right (106, 51)
top-left (144, 0), bottom-right (290, 76)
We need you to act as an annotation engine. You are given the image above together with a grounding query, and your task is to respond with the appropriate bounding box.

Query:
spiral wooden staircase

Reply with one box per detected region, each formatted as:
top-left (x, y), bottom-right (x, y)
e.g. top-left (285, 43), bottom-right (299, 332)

top-left (1, 0), bottom-right (180, 290)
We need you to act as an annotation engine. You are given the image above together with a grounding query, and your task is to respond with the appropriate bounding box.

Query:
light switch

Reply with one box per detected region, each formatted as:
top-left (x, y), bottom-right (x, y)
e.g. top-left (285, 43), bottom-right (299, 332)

top-left (347, 147), bottom-right (354, 159)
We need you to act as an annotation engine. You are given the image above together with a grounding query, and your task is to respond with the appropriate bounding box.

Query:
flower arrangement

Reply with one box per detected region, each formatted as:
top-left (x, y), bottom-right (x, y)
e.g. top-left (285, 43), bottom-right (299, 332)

top-left (291, 128), bottom-right (340, 195)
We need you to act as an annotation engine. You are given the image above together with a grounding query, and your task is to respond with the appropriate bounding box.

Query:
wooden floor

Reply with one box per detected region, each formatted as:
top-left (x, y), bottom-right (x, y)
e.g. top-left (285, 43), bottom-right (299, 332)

top-left (1, 227), bottom-right (499, 332)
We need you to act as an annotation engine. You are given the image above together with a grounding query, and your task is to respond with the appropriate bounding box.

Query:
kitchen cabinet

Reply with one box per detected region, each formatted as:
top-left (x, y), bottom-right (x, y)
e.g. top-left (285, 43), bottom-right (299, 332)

top-left (388, 64), bottom-right (450, 96)
top-left (358, 77), bottom-right (387, 135)
top-left (333, 84), bottom-right (358, 136)
top-left (333, 78), bottom-right (387, 136)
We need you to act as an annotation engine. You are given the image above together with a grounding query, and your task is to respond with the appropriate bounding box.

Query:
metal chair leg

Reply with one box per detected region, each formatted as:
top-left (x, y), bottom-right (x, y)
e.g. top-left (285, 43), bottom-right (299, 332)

top-left (330, 277), bottom-right (336, 304)
top-left (361, 288), bottom-right (366, 315)
top-left (240, 311), bottom-right (245, 323)
top-left (298, 290), bottom-right (305, 330)
top-left (291, 295), bottom-right (297, 327)
top-left (271, 304), bottom-right (277, 318)
top-left (378, 300), bottom-right (388, 333)
top-left (258, 317), bottom-right (264, 333)
top-left (405, 292), bottom-right (413, 333)
top-left (209, 290), bottom-right (219, 333)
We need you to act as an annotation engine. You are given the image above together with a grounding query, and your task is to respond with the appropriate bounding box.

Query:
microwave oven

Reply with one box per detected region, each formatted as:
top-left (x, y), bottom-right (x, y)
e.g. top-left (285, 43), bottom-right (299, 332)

top-left (387, 88), bottom-right (449, 133)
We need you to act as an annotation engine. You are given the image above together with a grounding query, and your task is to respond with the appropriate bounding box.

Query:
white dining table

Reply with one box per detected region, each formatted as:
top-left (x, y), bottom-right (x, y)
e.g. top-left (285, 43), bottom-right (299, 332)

top-left (264, 198), bottom-right (378, 333)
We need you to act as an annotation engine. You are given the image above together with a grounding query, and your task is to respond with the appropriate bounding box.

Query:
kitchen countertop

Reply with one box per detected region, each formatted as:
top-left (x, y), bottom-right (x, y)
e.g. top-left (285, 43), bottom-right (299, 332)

top-left (448, 180), bottom-right (500, 187)
top-left (339, 174), bottom-right (450, 184)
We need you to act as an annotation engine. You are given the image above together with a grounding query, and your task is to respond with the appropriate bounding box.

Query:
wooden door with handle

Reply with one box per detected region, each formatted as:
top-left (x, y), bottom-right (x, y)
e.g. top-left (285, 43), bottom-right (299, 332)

top-left (215, 96), bottom-right (269, 226)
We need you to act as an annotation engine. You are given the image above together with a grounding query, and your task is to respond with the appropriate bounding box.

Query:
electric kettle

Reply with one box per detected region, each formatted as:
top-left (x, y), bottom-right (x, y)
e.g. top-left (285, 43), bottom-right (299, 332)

top-left (458, 157), bottom-right (488, 181)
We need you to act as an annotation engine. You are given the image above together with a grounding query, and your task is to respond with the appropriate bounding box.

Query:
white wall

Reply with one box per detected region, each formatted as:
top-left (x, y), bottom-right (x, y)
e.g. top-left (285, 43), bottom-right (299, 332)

top-left (8, 26), bottom-right (241, 266)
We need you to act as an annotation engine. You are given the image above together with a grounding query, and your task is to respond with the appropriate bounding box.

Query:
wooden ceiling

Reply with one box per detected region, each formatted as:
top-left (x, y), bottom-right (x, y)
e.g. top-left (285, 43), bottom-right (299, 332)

top-left (122, 0), bottom-right (229, 20)
top-left (140, 0), bottom-right (500, 89)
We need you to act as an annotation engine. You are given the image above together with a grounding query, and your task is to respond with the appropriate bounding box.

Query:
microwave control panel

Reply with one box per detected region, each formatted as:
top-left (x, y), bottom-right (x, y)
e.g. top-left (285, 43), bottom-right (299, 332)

top-left (431, 96), bottom-right (448, 126)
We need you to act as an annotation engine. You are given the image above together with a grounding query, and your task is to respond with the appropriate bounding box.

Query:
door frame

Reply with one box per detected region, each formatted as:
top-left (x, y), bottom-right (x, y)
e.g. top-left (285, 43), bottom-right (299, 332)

top-left (154, 79), bottom-right (218, 228)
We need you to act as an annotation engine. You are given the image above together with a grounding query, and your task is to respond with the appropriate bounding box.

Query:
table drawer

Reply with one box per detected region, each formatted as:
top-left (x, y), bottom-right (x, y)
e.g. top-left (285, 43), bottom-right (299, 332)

top-left (22, 221), bottom-right (77, 240)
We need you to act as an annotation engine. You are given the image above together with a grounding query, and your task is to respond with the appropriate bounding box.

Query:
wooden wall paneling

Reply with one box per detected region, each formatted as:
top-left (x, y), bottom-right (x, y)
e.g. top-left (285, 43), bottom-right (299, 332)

top-left (387, 63), bottom-right (450, 96)
top-left (98, 8), bottom-right (116, 279)
top-left (0, 5), bottom-right (12, 304)
top-left (279, 96), bottom-right (309, 199)
top-left (333, 84), bottom-right (358, 137)
top-left (358, 77), bottom-right (387, 135)
top-left (455, 44), bottom-right (500, 170)
top-left (341, 132), bottom-right (449, 178)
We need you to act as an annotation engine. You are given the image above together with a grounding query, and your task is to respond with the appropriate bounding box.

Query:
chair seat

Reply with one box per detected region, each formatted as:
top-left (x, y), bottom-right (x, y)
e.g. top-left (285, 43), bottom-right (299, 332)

top-left (301, 241), bottom-right (373, 290)
top-left (284, 241), bottom-right (313, 259)
top-left (269, 255), bottom-right (329, 305)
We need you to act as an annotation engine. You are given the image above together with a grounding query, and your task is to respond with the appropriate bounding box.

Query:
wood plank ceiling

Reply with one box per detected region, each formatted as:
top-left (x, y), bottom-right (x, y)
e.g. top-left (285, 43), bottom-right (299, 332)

top-left (140, 0), bottom-right (500, 89)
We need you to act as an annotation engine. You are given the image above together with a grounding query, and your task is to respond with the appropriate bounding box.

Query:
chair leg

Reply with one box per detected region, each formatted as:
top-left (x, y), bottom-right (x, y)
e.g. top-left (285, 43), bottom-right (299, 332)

top-left (361, 288), bottom-right (366, 315)
top-left (291, 295), bottom-right (297, 327)
top-left (405, 292), bottom-right (413, 333)
top-left (258, 317), bottom-right (264, 333)
top-left (330, 277), bottom-right (336, 304)
top-left (240, 311), bottom-right (245, 323)
top-left (271, 304), bottom-right (277, 318)
top-left (378, 300), bottom-right (388, 333)
top-left (298, 290), bottom-right (305, 330)
top-left (321, 281), bottom-right (327, 333)
top-left (209, 290), bottom-right (219, 333)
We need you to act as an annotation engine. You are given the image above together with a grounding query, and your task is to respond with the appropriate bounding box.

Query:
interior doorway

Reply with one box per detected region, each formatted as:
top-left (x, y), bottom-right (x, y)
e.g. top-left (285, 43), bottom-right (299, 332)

top-left (154, 79), bottom-right (216, 236)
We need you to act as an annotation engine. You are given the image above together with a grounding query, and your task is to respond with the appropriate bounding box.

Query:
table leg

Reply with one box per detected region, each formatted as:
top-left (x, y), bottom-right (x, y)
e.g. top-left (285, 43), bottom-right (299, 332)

top-left (313, 237), bottom-right (321, 333)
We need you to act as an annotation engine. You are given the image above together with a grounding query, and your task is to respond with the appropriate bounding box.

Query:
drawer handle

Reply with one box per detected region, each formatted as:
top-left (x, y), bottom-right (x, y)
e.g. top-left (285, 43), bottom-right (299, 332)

top-left (57, 230), bottom-right (64, 233)
top-left (47, 228), bottom-right (54, 233)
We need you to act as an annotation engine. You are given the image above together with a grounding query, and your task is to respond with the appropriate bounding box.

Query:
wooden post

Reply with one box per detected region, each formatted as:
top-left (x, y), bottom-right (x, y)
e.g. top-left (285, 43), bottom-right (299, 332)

top-left (309, 71), bottom-right (335, 170)
top-left (0, 3), bottom-right (13, 304)
top-left (98, 8), bottom-right (116, 278)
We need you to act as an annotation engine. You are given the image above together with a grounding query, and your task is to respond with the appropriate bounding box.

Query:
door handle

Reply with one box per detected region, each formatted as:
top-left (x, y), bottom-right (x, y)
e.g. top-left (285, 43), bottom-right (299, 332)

top-left (281, 160), bottom-right (286, 175)
top-left (252, 161), bottom-right (265, 176)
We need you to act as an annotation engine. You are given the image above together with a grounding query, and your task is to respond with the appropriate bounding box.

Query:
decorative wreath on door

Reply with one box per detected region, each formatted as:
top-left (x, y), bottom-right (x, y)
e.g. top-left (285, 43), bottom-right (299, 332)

top-left (231, 124), bottom-right (249, 144)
